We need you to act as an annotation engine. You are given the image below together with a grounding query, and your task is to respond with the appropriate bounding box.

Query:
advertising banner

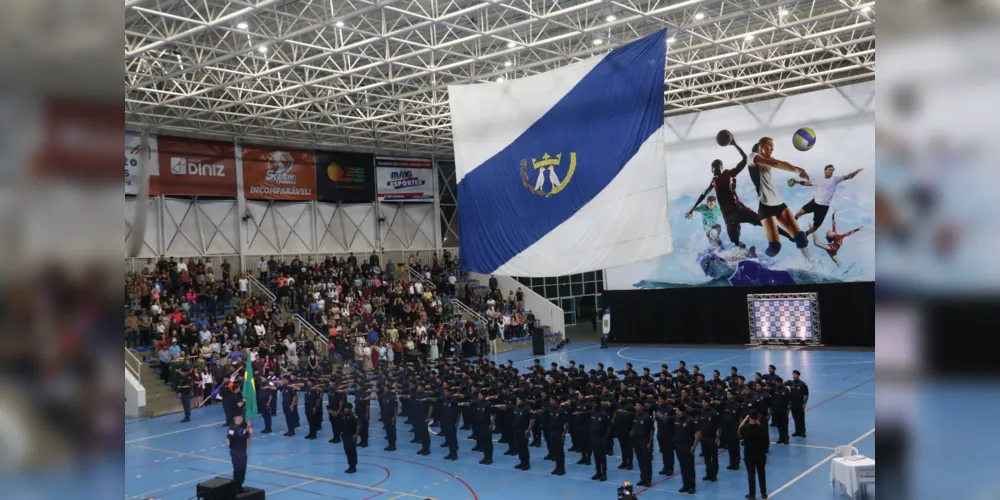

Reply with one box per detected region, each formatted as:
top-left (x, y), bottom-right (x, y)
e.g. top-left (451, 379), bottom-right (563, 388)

top-left (125, 132), bottom-right (159, 195)
top-left (242, 146), bottom-right (317, 201)
top-left (315, 151), bottom-right (376, 202)
top-left (375, 156), bottom-right (435, 201)
top-left (154, 137), bottom-right (238, 197)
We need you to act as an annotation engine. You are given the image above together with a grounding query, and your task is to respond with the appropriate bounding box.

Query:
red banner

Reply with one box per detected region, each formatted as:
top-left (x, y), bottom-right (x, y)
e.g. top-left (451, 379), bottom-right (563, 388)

top-left (242, 146), bottom-right (317, 201)
top-left (154, 137), bottom-right (238, 197)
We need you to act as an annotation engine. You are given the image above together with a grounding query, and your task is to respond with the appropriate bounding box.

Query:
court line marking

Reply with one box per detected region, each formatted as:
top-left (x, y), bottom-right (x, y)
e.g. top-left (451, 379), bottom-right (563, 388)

top-left (126, 471), bottom-right (226, 499)
top-left (786, 443), bottom-right (836, 451)
top-left (133, 445), bottom-right (432, 499)
top-left (769, 427), bottom-right (875, 498)
top-left (269, 479), bottom-right (319, 496)
top-left (125, 401), bottom-right (308, 444)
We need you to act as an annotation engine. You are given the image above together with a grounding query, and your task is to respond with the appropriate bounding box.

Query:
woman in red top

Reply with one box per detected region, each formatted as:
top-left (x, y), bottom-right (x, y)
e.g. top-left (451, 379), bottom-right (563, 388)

top-left (811, 211), bottom-right (862, 266)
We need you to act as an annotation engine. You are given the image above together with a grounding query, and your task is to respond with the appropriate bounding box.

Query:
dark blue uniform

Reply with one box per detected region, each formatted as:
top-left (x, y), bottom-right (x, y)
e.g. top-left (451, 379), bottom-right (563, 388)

top-left (440, 395), bottom-right (461, 459)
top-left (771, 385), bottom-right (791, 443)
top-left (654, 404), bottom-right (675, 475)
top-left (176, 371), bottom-right (193, 421)
top-left (547, 406), bottom-right (568, 473)
top-left (721, 399), bottom-right (742, 469)
top-left (341, 410), bottom-right (359, 473)
top-left (513, 403), bottom-right (534, 469)
top-left (354, 392), bottom-right (371, 447)
top-left (378, 391), bottom-right (398, 450)
top-left (258, 383), bottom-right (276, 432)
top-left (227, 424), bottom-right (251, 490)
top-left (304, 384), bottom-right (323, 438)
top-left (699, 408), bottom-right (720, 481)
top-left (631, 409), bottom-right (655, 484)
top-left (787, 379), bottom-right (809, 436)
top-left (280, 385), bottom-right (300, 436)
top-left (474, 399), bottom-right (495, 462)
top-left (673, 414), bottom-right (698, 493)
top-left (589, 407), bottom-right (611, 480)
top-left (327, 388), bottom-right (346, 443)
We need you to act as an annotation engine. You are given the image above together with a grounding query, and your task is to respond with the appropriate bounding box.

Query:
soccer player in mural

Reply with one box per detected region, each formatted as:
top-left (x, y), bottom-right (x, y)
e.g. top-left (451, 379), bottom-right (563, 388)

top-left (684, 195), bottom-right (725, 250)
top-left (747, 137), bottom-right (812, 259)
top-left (789, 165), bottom-right (864, 235)
top-left (685, 140), bottom-right (791, 250)
top-left (809, 212), bottom-right (863, 266)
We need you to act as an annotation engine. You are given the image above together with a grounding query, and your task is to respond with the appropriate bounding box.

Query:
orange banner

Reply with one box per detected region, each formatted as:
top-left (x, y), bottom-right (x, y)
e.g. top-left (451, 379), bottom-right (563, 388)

top-left (155, 137), bottom-right (238, 197)
top-left (242, 146), bottom-right (317, 201)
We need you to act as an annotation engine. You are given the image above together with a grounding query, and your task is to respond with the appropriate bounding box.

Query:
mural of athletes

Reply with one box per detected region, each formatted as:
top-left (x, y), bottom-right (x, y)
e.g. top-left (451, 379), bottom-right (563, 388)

top-left (314, 151), bottom-right (376, 202)
top-left (375, 156), bottom-right (435, 201)
top-left (242, 146), bottom-right (317, 201)
top-left (605, 82), bottom-right (875, 289)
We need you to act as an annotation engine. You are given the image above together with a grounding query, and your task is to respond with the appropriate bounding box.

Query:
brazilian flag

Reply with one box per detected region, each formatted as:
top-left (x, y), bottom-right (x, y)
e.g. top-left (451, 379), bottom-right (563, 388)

top-left (243, 360), bottom-right (259, 420)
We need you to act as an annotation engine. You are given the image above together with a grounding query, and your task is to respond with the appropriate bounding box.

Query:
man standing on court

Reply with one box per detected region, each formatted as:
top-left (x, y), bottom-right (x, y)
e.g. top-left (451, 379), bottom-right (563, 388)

top-left (787, 370), bottom-right (809, 437)
top-left (770, 378), bottom-right (791, 445)
top-left (739, 410), bottom-right (769, 500)
top-left (340, 403), bottom-right (360, 474)
top-left (673, 405), bottom-right (701, 494)
top-left (379, 386), bottom-right (399, 451)
top-left (631, 400), bottom-right (655, 487)
top-left (227, 414), bottom-right (252, 493)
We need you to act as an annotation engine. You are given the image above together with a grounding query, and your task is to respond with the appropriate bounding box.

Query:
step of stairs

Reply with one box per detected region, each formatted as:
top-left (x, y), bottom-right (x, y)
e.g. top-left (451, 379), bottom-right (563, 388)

top-left (138, 362), bottom-right (185, 418)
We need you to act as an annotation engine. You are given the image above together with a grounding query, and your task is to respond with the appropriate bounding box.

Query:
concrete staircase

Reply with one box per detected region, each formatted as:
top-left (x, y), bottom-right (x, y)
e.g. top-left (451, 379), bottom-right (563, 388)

top-left (138, 362), bottom-right (185, 418)
top-left (450, 277), bottom-right (559, 354)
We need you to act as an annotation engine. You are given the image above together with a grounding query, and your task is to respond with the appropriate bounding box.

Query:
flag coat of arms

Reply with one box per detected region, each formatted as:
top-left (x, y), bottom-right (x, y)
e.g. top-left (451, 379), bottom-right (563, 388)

top-left (449, 30), bottom-right (672, 276)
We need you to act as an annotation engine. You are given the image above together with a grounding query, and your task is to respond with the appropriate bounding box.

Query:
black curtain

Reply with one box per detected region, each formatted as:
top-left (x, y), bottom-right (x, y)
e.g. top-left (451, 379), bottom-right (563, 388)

top-left (602, 282), bottom-right (874, 347)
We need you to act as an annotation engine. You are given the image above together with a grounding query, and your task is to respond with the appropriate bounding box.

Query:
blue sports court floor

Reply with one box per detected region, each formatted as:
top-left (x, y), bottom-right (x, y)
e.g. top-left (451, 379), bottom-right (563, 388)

top-left (125, 343), bottom-right (874, 500)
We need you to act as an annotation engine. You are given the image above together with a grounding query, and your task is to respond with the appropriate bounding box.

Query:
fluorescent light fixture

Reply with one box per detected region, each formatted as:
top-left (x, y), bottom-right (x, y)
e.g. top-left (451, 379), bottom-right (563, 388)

top-left (496, 77), bottom-right (505, 83)
top-left (593, 38), bottom-right (603, 45)
top-left (335, 21), bottom-right (345, 27)
top-left (237, 22), bottom-right (249, 30)
top-left (257, 45), bottom-right (268, 53)
top-left (744, 34), bottom-right (755, 41)
top-left (606, 14), bottom-right (616, 22)
top-left (504, 60), bottom-right (513, 67)
top-left (507, 41), bottom-right (516, 48)
top-left (667, 36), bottom-right (676, 44)
top-left (694, 12), bottom-right (705, 20)
top-left (779, 9), bottom-right (789, 16)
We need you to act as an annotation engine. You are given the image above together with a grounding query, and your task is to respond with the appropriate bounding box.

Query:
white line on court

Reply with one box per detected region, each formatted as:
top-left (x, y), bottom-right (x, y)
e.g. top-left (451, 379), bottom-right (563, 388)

top-left (769, 427), bottom-right (875, 498)
top-left (126, 401), bottom-right (308, 444)
top-left (268, 479), bottom-right (319, 495)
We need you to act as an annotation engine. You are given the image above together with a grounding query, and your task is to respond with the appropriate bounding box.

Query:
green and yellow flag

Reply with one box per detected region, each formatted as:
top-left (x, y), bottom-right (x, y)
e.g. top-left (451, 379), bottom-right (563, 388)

top-left (243, 359), bottom-right (259, 420)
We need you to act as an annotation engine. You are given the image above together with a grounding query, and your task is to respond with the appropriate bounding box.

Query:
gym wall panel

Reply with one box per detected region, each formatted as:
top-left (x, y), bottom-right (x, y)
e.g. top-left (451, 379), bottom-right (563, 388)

top-left (162, 197), bottom-right (239, 257)
top-left (316, 202), bottom-right (377, 254)
top-left (245, 201), bottom-right (315, 256)
top-left (380, 203), bottom-right (435, 251)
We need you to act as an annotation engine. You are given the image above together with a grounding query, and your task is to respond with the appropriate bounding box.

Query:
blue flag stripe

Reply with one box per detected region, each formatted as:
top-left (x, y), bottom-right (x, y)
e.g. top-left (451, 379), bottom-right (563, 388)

top-left (458, 30), bottom-right (666, 274)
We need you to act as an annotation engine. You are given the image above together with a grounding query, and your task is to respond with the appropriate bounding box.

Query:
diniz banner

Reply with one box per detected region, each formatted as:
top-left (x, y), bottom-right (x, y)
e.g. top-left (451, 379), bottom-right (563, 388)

top-left (154, 136), bottom-right (238, 196)
top-left (125, 132), bottom-right (160, 195)
top-left (242, 146), bottom-right (317, 201)
top-left (375, 156), bottom-right (434, 201)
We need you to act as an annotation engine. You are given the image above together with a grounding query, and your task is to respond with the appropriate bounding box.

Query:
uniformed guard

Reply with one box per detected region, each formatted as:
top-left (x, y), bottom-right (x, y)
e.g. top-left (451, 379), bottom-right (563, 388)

top-left (698, 399), bottom-right (720, 482)
top-left (327, 380), bottom-right (346, 444)
top-left (281, 379), bottom-right (300, 436)
top-left (176, 367), bottom-right (193, 423)
top-left (512, 394), bottom-right (535, 470)
top-left (378, 387), bottom-right (398, 451)
top-left (654, 395), bottom-right (675, 476)
top-left (439, 386), bottom-right (461, 460)
top-left (340, 403), bottom-right (360, 474)
top-left (588, 402), bottom-right (611, 481)
top-left (227, 414), bottom-right (252, 492)
top-left (615, 398), bottom-right (635, 471)
top-left (547, 395), bottom-right (568, 475)
top-left (721, 390), bottom-right (742, 470)
top-left (770, 378), bottom-right (790, 445)
top-left (631, 400), bottom-right (655, 487)
top-left (354, 386), bottom-right (372, 448)
top-left (220, 380), bottom-right (235, 426)
top-left (259, 379), bottom-right (275, 434)
top-left (471, 391), bottom-right (495, 464)
top-left (787, 370), bottom-right (809, 437)
top-left (415, 385), bottom-right (432, 456)
top-left (304, 379), bottom-right (323, 440)
top-left (673, 405), bottom-right (700, 494)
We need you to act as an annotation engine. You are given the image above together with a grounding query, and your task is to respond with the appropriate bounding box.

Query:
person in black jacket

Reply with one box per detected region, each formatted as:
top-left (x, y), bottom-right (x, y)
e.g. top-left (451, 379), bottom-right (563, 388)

top-left (739, 410), bottom-right (770, 500)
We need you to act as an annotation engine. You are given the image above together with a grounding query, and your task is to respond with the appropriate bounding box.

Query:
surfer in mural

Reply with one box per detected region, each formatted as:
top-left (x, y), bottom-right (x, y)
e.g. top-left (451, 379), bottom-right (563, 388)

top-left (686, 138), bottom-right (792, 250)
top-left (809, 212), bottom-right (863, 266)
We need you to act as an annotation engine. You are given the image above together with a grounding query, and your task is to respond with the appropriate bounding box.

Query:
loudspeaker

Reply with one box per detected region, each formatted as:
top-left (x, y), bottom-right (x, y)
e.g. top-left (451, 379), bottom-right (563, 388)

top-left (196, 478), bottom-right (235, 500)
top-left (531, 327), bottom-right (545, 356)
top-left (236, 487), bottom-right (266, 499)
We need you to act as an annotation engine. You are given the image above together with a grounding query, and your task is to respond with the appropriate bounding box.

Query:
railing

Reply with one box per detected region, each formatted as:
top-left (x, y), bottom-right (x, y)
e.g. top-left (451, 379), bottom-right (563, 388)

top-left (125, 347), bottom-right (142, 385)
top-left (294, 313), bottom-right (329, 344)
top-left (406, 265), bottom-right (487, 324)
top-left (248, 275), bottom-right (277, 302)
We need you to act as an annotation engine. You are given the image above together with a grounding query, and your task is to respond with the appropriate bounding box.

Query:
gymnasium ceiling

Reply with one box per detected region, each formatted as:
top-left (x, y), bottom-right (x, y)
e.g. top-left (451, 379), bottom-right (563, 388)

top-left (125, 0), bottom-right (875, 155)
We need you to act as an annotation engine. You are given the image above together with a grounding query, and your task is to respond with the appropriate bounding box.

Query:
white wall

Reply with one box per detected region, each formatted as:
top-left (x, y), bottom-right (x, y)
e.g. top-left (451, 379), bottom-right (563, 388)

top-left (605, 82), bottom-right (876, 289)
top-left (468, 272), bottom-right (565, 340)
top-left (125, 370), bottom-right (146, 418)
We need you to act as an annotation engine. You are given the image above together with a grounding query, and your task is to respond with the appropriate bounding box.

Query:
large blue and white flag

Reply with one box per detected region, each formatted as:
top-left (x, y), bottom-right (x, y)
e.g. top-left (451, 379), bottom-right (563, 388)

top-left (449, 30), bottom-right (672, 276)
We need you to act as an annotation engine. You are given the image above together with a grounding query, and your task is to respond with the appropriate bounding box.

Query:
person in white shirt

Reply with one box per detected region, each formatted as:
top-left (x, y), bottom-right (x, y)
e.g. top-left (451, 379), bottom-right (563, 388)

top-left (414, 281), bottom-right (423, 295)
top-left (238, 276), bottom-right (249, 297)
top-left (790, 165), bottom-right (864, 235)
top-left (748, 137), bottom-right (812, 258)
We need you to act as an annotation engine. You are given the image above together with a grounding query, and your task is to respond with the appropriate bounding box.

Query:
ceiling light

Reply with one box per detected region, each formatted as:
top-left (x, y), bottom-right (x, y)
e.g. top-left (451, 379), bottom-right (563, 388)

top-left (593, 38), bottom-right (603, 46)
top-left (779, 9), bottom-right (789, 16)
top-left (237, 22), bottom-right (249, 30)
top-left (496, 77), bottom-right (505, 83)
top-left (335, 21), bottom-right (345, 27)
top-left (257, 45), bottom-right (268, 53)
top-left (504, 60), bottom-right (513, 67)
top-left (861, 5), bottom-right (871, 12)
top-left (744, 34), bottom-right (755, 41)
top-left (694, 12), bottom-right (705, 20)
top-left (507, 41), bottom-right (516, 48)
top-left (606, 14), bottom-right (616, 22)
top-left (667, 36), bottom-right (676, 44)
